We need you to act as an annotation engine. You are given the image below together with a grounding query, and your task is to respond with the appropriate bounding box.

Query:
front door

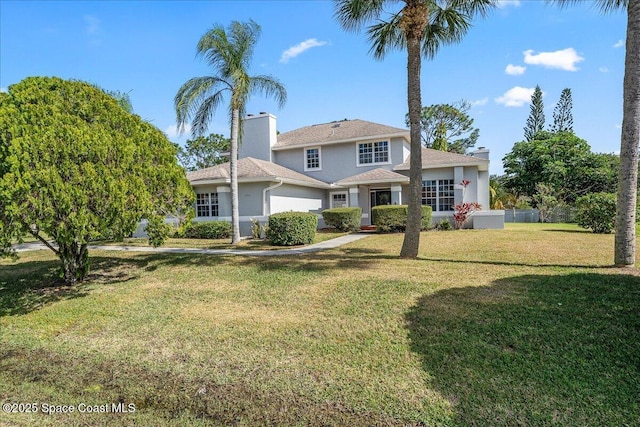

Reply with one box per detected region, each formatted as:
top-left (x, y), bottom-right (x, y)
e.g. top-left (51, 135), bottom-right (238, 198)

top-left (370, 189), bottom-right (391, 224)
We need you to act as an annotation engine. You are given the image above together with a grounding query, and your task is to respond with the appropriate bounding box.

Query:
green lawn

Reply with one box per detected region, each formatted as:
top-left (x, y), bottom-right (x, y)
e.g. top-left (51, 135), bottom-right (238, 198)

top-left (1, 223), bottom-right (638, 426)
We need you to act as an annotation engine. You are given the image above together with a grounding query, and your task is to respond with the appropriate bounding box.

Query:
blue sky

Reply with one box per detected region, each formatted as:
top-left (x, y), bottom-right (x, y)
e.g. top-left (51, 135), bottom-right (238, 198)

top-left (0, 0), bottom-right (627, 174)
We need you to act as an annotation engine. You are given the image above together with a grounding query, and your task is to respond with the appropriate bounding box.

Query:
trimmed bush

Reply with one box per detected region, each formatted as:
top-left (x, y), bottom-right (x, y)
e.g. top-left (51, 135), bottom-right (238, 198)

top-left (322, 207), bottom-right (362, 232)
top-left (575, 192), bottom-right (616, 234)
top-left (267, 212), bottom-right (318, 246)
top-left (183, 221), bottom-right (232, 239)
top-left (371, 205), bottom-right (432, 233)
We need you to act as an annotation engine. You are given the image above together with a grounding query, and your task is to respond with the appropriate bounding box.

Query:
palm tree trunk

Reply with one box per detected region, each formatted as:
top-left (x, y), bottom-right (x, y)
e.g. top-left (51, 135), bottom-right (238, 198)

top-left (400, 31), bottom-right (423, 259)
top-left (230, 108), bottom-right (241, 244)
top-left (615, 0), bottom-right (640, 267)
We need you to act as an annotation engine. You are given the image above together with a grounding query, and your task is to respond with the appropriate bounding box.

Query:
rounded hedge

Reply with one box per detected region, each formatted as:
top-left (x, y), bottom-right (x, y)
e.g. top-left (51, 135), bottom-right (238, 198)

top-left (575, 192), bottom-right (616, 234)
top-left (183, 221), bottom-right (232, 239)
top-left (267, 212), bottom-right (318, 246)
top-left (371, 205), bottom-right (432, 233)
top-left (321, 207), bottom-right (362, 232)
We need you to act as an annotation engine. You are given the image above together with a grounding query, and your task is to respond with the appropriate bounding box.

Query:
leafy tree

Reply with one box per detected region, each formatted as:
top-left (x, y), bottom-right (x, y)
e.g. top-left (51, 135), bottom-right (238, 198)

top-left (177, 133), bottom-right (230, 171)
top-left (407, 100), bottom-right (480, 154)
top-left (524, 85), bottom-right (545, 141)
top-left (532, 183), bottom-right (559, 223)
top-left (550, 0), bottom-right (638, 266)
top-left (175, 20), bottom-right (286, 244)
top-left (503, 131), bottom-right (617, 204)
top-left (334, 0), bottom-right (496, 258)
top-left (550, 88), bottom-right (574, 133)
top-left (0, 77), bottom-right (194, 284)
top-left (575, 192), bottom-right (617, 234)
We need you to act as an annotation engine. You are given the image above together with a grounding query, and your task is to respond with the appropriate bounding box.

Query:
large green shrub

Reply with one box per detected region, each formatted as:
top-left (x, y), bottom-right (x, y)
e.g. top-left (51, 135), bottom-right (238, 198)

top-left (267, 212), bottom-right (318, 246)
top-left (184, 221), bottom-right (232, 239)
top-left (321, 207), bottom-right (362, 232)
top-left (371, 205), bottom-right (432, 233)
top-left (575, 192), bottom-right (616, 234)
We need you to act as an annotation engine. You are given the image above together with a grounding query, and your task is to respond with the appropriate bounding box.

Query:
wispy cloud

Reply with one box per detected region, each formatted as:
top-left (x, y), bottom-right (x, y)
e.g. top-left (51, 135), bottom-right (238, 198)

top-left (471, 98), bottom-right (488, 107)
top-left (613, 39), bottom-right (624, 48)
top-left (523, 48), bottom-right (584, 71)
top-left (599, 66), bottom-right (609, 73)
top-left (495, 86), bottom-right (536, 107)
top-left (165, 124), bottom-right (191, 138)
top-left (505, 64), bottom-right (526, 76)
top-left (496, 0), bottom-right (521, 8)
top-left (280, 38), bottom-right (328, 64)
top-left (84, 15), bottom-right (100, 35)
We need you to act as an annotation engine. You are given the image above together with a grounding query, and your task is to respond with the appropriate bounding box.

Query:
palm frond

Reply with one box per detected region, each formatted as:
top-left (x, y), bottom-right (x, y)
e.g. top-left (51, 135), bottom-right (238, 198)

top-left (174, 76), bottom-right (230, 135)
top-left (190, 90), bottom-right (228, 137)
top-left (367, 12), bottom-right (404, 59)
top-left (248, 75), bottom-right (288, 108)
top-left (547, 0), bottom-right (627, 13)
top-left (334, 0), bottom-right (389, 32)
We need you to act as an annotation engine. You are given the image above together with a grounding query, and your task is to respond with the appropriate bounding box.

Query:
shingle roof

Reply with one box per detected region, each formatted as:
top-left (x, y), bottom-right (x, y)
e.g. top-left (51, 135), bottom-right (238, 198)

top-left (394, 147), bottom-right (489, 171)
top-left (273, 119), bottom-right (408, 150)
top-left (335, 168), bottom-right (409, 186)
top-left (187, 157), bottom-right (331, 188)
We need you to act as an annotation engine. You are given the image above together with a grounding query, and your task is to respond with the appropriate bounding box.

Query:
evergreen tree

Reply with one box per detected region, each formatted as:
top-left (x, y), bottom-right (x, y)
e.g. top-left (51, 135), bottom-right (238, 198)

top-left (550, 88), bottom-right (574, 133)
top-left (524, 85), bottom-right (545, 141)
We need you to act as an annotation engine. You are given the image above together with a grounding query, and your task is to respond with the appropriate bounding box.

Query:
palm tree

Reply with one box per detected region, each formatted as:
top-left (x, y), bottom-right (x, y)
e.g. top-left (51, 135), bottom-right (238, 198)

top-left (334, 0), bottom-right (495, 258)
top-left (175, 20), bottom-right (286, 243)
top-left (551, 0), bottom-right (636, 267)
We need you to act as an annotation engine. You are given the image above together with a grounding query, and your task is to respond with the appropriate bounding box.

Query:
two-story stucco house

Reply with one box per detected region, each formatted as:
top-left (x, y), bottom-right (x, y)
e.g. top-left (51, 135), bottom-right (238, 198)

top-left (187, 113), bottom-right (504, 235)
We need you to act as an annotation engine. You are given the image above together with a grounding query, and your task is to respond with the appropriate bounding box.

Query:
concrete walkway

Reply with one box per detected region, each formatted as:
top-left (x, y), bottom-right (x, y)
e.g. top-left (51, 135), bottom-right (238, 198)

top-left (12, 233), bottom-right (371, 257)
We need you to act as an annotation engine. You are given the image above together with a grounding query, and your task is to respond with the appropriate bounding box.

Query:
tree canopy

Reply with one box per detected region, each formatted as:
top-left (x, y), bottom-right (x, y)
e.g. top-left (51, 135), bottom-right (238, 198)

top-left (177, 133), bottom-right (230, 171)
top-left (0, 76), bottom-right (194, 284)
top-left (407, 100), bottom-right (479, 154)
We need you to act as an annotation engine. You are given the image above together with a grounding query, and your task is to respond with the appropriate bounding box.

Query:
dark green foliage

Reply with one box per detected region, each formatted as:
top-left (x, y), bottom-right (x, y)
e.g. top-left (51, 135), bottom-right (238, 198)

top-left (372, 205), bottom-right (432, 233)
top-left (435, 219), bottom-right (453, 231)
top-left (267, 212), bottom-right (317, 246)
top-left (524, 85), bottom-right (545, 141)
top-left (184, 221), bottom-right (232, 239)
top-left (177, 133), bottom-right (230, 171)
top-left (321, 207), bottom-right (362, 232)
top-left (575, 192), bottom-right (617, 234)
top-left (550, 88), bottom-right (573, 133)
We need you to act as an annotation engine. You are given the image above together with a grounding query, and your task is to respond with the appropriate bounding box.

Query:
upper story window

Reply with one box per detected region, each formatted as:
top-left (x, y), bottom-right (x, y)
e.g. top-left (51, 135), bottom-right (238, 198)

top-left (422, 180), bottom-right (454, 211)
top-left (196, 193), bottom-right (219, 217)
top-left (305, 147), bottom-right (321, 171)
top-left (357, 140), bottom-right (389, 166)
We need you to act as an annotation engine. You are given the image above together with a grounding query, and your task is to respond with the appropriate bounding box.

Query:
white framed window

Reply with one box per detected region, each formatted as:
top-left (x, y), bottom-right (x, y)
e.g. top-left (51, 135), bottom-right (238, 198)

top-left (304, 147), bottom-right (321, 171)
top-left (357, 140), bottom-right (390, 166)
top-left (196, 193), bottom-right (219, 217)
top-left (422, 180), bottom-right (454, 211)
top-left (330, 191), bottom-right (348, 208)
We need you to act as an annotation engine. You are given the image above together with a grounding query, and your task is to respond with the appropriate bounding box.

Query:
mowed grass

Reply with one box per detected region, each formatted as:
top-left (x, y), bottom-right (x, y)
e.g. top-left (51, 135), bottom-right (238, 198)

top-left (0, 223), bottom-right (638, 426)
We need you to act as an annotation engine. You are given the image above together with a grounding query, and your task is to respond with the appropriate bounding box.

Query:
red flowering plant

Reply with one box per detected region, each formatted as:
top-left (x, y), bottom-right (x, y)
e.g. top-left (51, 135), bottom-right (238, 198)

top-left (453, 180), bottom-right (481, 229)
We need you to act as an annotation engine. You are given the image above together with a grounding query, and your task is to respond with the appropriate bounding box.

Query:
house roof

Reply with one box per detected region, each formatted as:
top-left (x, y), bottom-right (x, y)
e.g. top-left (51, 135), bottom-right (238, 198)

top-left (273, 119), bottom-right (409, 150)
top-left (187, 157), bottom-right (331, 189)
top-left (335, 168), bottom-right (409, 186)
top-left (394, 147), bottom-right (489, 171)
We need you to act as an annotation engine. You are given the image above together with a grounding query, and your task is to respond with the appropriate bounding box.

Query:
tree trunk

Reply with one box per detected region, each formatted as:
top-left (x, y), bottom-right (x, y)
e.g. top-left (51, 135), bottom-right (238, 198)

top-left (400, 32), bottom-right (424, 259)
top-left (615, 0), bottom-right (640, 267)
top-left (59, 241), bottom-right (89, 285)
top-left (230, 108), bottom-right (241, 244)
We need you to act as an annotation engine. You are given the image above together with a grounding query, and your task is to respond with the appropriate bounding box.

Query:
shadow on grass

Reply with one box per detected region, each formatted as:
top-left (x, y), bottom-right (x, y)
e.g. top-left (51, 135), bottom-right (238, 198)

top-left (417, 257), bottom-right (612, 269)
top-left (0, 256), bottom-right (147, 317)
top-left (405, 272), bottom-right (640, 426)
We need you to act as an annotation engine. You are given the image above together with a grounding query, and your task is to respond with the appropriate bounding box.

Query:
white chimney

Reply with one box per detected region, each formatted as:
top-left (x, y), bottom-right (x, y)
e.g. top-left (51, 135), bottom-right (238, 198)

top-left (238, 113), bottom-right (277, 162)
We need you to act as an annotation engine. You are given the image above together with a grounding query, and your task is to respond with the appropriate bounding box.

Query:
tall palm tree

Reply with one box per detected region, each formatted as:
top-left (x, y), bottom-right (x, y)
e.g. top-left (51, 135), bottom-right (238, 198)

top-left (334, 0), bottom-right (496, 258)
top-left (551, 0), bottom-right (636, 267)
top-left (175, 20), bottom-right (286, 243)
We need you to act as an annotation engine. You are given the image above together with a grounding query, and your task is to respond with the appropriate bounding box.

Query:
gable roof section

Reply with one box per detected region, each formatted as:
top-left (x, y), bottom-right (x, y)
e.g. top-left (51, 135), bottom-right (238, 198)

top-left (187, 157), bottom-right (331, 189)
top-left (273, 119), bottom-right (409, 150)
top-left (335, 168), bottom-right (409, 186)
top-left (394, 147), bottom-right (489, 171)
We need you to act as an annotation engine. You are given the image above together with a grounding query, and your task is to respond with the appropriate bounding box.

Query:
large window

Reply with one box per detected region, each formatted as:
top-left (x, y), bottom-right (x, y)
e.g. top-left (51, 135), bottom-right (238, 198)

top-left (330, 192), bottom-right (348, 208)
top-left (305, 147), bottom-right (321, 171)
top-left (422, 180), bottom-right (454, 211)
top-left (196, 193), bottom-right (219, 217)
top-left (357, 141), bottom-right (389, 166)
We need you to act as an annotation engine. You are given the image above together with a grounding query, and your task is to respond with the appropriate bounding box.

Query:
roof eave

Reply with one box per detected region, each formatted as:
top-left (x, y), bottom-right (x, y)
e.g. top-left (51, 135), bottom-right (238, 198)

top-left (273, 131), bottom-right (410, 151)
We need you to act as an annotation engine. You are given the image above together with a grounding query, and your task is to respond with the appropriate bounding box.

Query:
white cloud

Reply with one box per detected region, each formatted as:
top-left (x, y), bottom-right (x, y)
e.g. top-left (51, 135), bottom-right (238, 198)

top-left (523, 48), bottom-right (584, 71)
top-left (495, 86), bottom-right (536, 107)
top-left (497, 0), bottom-right (521, 8)
top-left (84, 15), bottom-right (100, 35)
top-left (471, 98), bottom-right (488, 106)
top-left (280, 38), bottom-right (327, 63)
top-left (615, 123), bottom-right (622, 130)
top-left (613, 39), bottom-right (624, 48)
top-left (505, 64), bottom-right (526, 75)
top-left (0, 87), bottom-right (7, 93)
top-left (165, 124), bottom-right (191, 138)
top-left (599, 66), bottom-right (609, 73)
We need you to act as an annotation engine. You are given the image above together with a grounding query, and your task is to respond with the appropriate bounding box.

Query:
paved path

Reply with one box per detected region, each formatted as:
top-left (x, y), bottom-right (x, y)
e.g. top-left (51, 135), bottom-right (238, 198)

top-left (12, 233), bottom-right (371, 257)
